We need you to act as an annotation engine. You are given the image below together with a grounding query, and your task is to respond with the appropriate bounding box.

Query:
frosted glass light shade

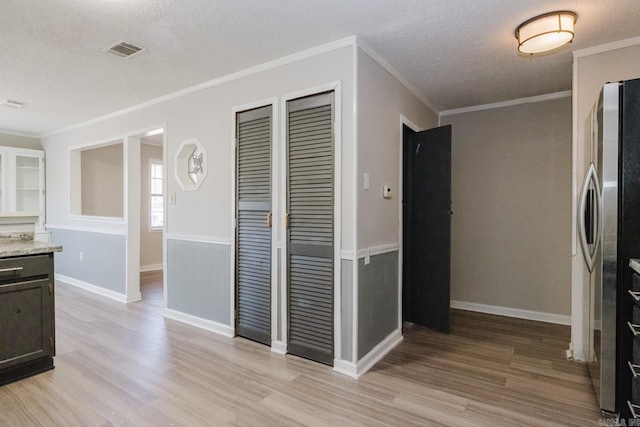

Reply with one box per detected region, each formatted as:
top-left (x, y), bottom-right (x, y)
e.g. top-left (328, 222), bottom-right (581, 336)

top-left (516, 11), bottom-right (576, 54)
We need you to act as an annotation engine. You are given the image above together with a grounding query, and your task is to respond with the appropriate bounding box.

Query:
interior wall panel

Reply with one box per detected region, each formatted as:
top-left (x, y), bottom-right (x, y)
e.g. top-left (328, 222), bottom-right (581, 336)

top-left (358, 251), bottom-right (398, 359)
top-left (50, 228), bottom-right (126, 294)
top-left (167, 238), bottom-right (231, 324)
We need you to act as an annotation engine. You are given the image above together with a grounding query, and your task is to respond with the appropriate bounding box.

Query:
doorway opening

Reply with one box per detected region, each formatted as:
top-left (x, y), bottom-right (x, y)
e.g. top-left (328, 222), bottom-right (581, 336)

top-left (400, 120), bottom-right (452, 334)
top-left (139, 130), bottom-right (165, 307)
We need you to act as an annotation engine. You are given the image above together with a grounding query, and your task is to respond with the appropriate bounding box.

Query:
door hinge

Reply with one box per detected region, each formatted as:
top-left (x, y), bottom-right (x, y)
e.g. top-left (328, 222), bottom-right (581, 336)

top-left (49, 282), bottom-right (53, 295)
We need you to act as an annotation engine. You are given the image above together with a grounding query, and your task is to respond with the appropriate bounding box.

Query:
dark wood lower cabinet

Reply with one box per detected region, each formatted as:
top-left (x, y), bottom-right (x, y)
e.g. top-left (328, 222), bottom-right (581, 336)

top-left (0, 253), bottom-right (55, 385)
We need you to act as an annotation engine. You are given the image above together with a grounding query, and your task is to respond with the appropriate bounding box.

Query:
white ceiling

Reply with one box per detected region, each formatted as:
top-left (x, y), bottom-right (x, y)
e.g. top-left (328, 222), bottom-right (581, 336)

top-left (1, 0), bottom-right (639, 137)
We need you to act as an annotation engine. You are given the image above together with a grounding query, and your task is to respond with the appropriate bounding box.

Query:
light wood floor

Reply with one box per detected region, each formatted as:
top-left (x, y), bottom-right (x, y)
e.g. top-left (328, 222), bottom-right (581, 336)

top-left (0, 272), bottom-right (605, 426)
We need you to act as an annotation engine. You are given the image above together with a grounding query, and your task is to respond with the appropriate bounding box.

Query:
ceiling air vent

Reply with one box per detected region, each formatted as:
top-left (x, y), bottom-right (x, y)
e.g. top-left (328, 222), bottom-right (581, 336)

top-left (1, 99), bottom-right (28, 109)
top-left (105, 41), bottom-right (145, 59)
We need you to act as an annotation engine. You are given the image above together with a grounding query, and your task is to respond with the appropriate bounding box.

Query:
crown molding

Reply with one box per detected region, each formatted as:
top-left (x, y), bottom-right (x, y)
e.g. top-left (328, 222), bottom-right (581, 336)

top-left (439, 90), bottom-right (571, 117)
top-left (39, 36), bottom-right (357, 139)
top-left (0, 129), bottom-right (39, 138)
top-left (573, 36), bottom-right (640, 58)
top-left (355, 37), bottom-right (438, 114)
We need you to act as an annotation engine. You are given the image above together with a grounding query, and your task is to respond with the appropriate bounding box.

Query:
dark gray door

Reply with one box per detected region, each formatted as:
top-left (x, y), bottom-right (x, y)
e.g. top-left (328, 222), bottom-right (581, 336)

top-left (403, 125), bottom-right (452, 333)
top-left (236, 106), bottom-right (272, 345)
top-left (286, 92), bottom-right (334, 365)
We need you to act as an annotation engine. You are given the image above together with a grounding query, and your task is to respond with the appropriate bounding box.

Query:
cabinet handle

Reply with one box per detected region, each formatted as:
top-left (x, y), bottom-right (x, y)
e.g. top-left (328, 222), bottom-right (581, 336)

top-left (285, 213), bottom-right (290, 229)
top-left (266, 212), bottom-right (272, 228)
top-left (0, 267), bottom-right (23, 273)
top-left (628, 322), bottom-right (640, 337)
top-left (629, 401), bottom-right (640, 419)
top-left (629, 361), bottom-right (640, 378)
top-left (630, 290), bottom-right (640, 301)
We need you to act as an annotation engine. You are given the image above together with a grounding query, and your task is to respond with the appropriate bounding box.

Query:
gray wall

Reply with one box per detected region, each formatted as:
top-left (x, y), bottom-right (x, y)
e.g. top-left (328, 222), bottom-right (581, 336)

top-left (50, 228), bottom-right (126, 294)
top-left (341, 259), bottom-right (353, 362)
top-left (81, 143), bottom-right (124, 217)
top-left (441, 96), bottom-right (572, 316)
top-left (0, 133), bottom-right (42, 150)
top-left (358, 251), bottom-right (398, 358)
top-left (166, 239), bottom-right (231, 325)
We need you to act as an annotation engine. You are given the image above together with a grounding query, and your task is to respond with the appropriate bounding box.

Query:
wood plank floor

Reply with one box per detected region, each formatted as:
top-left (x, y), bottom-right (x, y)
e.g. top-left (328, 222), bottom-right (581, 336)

top-left (0, 272), bottom-right (605, 426)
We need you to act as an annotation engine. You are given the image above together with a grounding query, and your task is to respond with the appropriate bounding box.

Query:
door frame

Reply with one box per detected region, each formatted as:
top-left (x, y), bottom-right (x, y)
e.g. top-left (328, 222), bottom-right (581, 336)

top-left (397, 115), bottom-right (421, 331)
top-left (279, 81), bottom-right (342, 361)
top-left (230, 97), bottom-right (279, 346)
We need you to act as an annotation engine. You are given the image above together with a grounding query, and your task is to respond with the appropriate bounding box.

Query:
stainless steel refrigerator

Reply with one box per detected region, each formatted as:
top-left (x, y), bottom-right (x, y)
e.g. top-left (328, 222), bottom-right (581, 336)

top-left (582, 77), bottom-right (640, 415)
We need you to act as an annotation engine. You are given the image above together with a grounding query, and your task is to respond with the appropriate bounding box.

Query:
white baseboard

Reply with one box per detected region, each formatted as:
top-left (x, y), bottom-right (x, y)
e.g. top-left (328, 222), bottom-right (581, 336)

top-left (355, 329), bottom-right (403, 378)
top-left (271, 340), bottom-right (287, 355)
top-left (333, 359), bottom-right (358, 378)
top-left (450, 300), bottom-right (571, 325)
top-left (332, 329), bottom-right (403, 379)
top-left (140, 263), bottom-right (163, 272)
top-left (163, 308), bottom-right (234, 338)
top-left (56, 274), bottom-right (128, 303)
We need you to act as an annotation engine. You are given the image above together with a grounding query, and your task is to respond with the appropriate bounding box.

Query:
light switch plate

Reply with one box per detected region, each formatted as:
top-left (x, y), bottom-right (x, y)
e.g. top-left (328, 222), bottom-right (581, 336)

top-left (364, 172), bottom-right (370, 190)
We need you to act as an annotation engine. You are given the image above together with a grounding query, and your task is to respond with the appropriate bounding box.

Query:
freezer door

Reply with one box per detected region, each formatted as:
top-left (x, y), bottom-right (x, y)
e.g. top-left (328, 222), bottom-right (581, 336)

top-left (579, 162), bottom-right (601, 273)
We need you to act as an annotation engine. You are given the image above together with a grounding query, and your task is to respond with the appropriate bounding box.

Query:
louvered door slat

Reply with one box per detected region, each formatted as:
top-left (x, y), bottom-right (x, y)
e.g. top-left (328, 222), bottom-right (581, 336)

top-left (236, 106), bottom-right (272, 346)
top-left (287, 92), bottom-right (334, 366)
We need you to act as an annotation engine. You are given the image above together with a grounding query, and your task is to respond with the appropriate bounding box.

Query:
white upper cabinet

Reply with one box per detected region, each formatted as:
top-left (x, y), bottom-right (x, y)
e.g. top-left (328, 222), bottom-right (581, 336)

top-left (0, 146), bottom-right (45, 229)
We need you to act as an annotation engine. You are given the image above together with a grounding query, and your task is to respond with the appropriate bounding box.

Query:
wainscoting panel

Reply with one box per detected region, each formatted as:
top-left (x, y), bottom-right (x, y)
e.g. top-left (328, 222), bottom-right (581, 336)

top-left (49, 228), bottom-right (126, 294)
top-left (341, 258), bottom-right (353, 362)
top-left (358, 250), bottom-right (398, 359)
top-left (166, 238), bottom-right (231, 325)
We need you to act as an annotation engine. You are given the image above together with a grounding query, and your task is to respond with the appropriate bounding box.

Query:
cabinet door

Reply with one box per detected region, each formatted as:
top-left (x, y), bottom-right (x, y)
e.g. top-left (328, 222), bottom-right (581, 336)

top-left (15, 154), bottom-right (42, 214)
top-left (0, 278), bottom-right (53, 369)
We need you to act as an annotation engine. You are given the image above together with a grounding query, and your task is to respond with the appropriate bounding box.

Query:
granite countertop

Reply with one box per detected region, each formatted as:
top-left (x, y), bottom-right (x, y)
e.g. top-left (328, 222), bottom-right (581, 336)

top-left (0, 240), bottom-right (62, 258)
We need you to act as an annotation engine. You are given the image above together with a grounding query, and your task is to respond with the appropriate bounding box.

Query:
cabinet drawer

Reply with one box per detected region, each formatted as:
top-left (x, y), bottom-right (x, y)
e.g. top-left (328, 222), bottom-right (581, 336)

top-left (0, 255), bottom-right (49, 283)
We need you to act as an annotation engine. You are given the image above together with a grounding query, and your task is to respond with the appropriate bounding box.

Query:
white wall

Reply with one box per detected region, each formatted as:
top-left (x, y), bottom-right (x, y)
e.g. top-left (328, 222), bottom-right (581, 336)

top-left (140, 143), bottom-right (163, 270)
top-left (41, 45), bottom-right (355, 249)
top-left (571, 39), bottom-right (640, 360)
top-left (441, 96), bottom-right (572, 318)
top-left (356, 48), bottom-right (438, 251)
top-left (354, 47), bottom-right (437, 366)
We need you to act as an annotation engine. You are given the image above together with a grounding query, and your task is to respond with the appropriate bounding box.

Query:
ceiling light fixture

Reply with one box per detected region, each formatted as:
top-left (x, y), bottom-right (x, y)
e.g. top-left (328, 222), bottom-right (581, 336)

top-left (515, 11), bottom-right (577, 55)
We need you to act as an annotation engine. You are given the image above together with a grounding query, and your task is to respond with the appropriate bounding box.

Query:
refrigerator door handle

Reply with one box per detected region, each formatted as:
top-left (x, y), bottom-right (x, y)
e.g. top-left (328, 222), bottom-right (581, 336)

top-left (579, 163), bottom-right (601, 272)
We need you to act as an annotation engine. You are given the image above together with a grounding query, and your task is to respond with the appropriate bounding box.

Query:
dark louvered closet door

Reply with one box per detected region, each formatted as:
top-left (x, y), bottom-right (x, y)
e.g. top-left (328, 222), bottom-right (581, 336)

top-left (286, 92), bottom-right (334, 365)
top-left (236, 106), bottom-right (272, 345)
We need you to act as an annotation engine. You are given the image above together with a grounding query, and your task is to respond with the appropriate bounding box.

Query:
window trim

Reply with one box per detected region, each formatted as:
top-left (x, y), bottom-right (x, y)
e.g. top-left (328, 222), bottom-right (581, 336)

top-left (149, 158), bottom-right (164, 232)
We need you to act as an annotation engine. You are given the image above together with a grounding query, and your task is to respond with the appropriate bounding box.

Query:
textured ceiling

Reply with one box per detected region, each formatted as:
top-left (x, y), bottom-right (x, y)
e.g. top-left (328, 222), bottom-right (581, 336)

top-left (1, 0), bottom-right (639, 136)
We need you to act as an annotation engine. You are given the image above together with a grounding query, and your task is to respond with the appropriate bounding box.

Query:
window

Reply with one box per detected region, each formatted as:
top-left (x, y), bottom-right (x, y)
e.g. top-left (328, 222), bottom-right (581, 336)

top-left (150, 160), bottom-right (163, 230)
